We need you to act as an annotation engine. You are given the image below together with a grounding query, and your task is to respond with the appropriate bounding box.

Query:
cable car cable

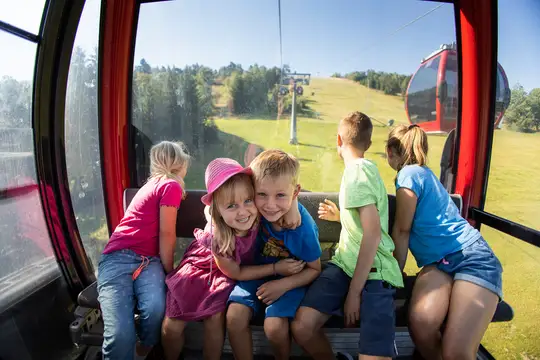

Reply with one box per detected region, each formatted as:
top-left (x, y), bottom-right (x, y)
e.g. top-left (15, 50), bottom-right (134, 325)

top-left (277, 0), bottom-right (284, 85)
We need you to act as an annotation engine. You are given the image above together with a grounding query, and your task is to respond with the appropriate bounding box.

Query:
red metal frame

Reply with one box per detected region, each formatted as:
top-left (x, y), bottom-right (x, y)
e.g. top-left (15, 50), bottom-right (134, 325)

top-left (101, 0), bottom-right (135, 231)
top-left (454, 0), bottom-right (495, 217)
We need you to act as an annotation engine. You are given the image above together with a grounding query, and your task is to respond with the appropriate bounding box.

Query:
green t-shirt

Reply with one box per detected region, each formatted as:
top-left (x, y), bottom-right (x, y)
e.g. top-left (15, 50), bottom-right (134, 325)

top-left (331, 158), bottom-right (404, 288)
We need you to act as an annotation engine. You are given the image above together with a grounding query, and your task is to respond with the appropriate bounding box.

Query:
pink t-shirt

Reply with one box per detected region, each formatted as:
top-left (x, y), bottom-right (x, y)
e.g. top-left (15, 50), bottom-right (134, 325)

top-left (103, 178), bottom-right (182, 257)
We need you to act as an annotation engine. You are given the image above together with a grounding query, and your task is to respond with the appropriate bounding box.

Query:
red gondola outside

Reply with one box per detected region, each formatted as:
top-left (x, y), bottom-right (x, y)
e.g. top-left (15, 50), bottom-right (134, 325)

top-left (405, 43), bottom-right (511, 133)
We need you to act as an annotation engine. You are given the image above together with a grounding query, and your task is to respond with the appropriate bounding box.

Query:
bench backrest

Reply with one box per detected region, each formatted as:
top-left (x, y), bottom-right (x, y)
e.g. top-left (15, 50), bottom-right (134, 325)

top-left (123, 188), bottom-right (463, 243)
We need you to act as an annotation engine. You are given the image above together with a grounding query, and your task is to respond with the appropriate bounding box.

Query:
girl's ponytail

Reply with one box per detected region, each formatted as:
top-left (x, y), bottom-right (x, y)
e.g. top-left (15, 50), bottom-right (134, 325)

top-left (149, 141), bottom-right (191, 198)
top-left (387, 124), bottom-right (429, 170)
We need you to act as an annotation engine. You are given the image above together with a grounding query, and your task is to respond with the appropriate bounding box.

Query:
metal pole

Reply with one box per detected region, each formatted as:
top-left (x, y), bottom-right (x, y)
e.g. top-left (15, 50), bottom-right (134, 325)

top-left (290, 82), bottom-right (298, 144)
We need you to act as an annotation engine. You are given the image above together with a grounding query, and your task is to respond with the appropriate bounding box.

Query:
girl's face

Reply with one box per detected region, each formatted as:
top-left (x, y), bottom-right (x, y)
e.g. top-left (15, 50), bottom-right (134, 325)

top-left (216, 181), bottom-right (258, 236)
top-left (386, 146), bottom-right (400, 171)
top-left (178, 166), bottom-right (187, 179)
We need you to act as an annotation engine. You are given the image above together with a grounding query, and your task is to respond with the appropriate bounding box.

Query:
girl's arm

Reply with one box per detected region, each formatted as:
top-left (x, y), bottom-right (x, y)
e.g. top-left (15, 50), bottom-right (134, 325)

top-left (159, 205), bottom-right (178, 273)
top-left (214, 255), bottom-right (305, 281)
top-left (392, 188), bottom-right (417, 271)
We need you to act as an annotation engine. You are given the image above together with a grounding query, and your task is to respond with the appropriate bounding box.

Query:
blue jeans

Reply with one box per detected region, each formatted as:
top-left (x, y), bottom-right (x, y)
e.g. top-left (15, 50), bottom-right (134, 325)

top-left (97, 249), bottom-right (166, 360)
top-left (432, 237), bottom-right (503, 299)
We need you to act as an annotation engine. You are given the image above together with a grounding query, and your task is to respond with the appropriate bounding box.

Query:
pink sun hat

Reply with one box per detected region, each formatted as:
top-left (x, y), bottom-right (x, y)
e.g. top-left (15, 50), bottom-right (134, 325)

top-left (201, 158), bottom-right (253, 206)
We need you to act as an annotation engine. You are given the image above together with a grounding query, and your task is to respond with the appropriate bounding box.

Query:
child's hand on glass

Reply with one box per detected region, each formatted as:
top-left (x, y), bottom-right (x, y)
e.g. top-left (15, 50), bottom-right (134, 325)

top-left (318, 199), bottom-right (340, 222)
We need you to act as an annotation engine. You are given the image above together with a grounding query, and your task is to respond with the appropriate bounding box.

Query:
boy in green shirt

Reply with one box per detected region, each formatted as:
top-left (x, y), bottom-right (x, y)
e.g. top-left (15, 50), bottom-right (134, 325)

top-left (291, 112), bottom-right (403, 360)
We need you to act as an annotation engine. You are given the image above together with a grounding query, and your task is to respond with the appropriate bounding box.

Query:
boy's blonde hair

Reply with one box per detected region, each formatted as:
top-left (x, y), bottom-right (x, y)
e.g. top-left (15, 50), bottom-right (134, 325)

top-left (209, 173), bottom-right (256, 255)
top-left (339, 111), bottom-right (373, 151)
top-left (149, 141), bottom-right (191, 198)
top-left (249, 149), bottom-right (300, 185)
top-left (386, 124), bottom-right (428, 171)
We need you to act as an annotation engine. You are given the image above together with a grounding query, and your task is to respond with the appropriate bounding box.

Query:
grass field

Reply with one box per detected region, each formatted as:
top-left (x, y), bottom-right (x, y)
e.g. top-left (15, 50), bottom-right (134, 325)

top-left (211, 78), bottom-right (540, 359)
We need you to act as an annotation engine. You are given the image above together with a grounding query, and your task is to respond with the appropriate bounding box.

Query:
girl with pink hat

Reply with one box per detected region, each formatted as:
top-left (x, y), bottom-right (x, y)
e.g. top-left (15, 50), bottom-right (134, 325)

top-left (161, 158), bottom-right (305, 360)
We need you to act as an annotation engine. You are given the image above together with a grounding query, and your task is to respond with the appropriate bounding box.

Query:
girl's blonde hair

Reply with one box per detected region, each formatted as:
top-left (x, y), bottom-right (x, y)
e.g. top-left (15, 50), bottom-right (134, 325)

top-left (387, 124), bottom-right (429, 171)
top-left (209, 173), bottom-right (255, 256)
top-left (149, 141), bottom-right (191, 198)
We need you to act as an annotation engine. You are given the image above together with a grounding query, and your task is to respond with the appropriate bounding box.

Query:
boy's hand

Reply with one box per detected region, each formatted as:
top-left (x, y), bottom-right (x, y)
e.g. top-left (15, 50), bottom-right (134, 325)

top-left (275, 258), bottom-right (305, 276)
top-left (318, 199), bottom-right (340, 222)
top-left (256, 280), bottom-right (288, 305)
top-left (344, 292), bottom-right (361, 328)
top-left (279, 198), bottom-right (302, 229)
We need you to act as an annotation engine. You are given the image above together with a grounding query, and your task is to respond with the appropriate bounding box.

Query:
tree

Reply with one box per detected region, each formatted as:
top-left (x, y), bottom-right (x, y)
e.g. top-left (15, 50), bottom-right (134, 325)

top-left (0, 76), bottom-right (31, 128)
top-left (504, 84), bottom-right (534, 132)
top-left (527, 88), bottom-right (540, 131)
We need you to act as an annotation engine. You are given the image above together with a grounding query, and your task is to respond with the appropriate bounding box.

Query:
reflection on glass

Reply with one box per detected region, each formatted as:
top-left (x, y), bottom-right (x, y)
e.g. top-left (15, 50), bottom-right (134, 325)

top-left (407, 55), bottom-right (440, 124)
top-left (0, 32), bottom-right (60, 306)
top-left (64, 0), bottom-right (108, 272)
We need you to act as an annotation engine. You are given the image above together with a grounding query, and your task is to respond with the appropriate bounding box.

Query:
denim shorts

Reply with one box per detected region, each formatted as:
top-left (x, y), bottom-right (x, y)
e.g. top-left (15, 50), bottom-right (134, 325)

top-left (432, 237), bottom-right (503, 299)
top-left (301, 263), bottom-right (397, 358)
top-left (228, 277), bottom-right (306, 319)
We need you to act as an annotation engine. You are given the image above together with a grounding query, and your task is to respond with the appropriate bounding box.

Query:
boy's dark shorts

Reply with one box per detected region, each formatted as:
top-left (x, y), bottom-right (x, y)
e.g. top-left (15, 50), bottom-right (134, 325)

top-left (301, 263), bottom-right (397, 358)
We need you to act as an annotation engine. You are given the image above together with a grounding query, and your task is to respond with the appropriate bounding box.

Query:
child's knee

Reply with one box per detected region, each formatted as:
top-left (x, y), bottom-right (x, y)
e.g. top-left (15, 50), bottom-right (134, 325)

top-left (226, 303), bottom-right (252, 331)
top-left (205, 311), bottom-right (225, 329)
top-left (140, 296), bottom-right (166, 322)
top-left (264, 317), bottom-right (289, 342)
top-left (291, 307), bottom-right (324, 344)
top-left (162, 316), bottom-right (186, 336)
top-left (408, 307), bottom-right (441, 333)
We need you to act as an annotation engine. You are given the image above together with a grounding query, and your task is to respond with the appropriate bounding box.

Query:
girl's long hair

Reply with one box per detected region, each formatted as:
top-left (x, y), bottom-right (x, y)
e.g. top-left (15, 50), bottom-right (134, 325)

top-left (387, 124), bottom-right (428, 171)
top-left (149, 141), bottom-right (191, 199)
top-left (209, 173), bottom-right (256, 256)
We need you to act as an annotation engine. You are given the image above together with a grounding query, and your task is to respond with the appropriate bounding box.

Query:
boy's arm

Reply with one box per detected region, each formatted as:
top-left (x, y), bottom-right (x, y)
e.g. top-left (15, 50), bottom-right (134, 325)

top-left (392, 188), bottom-right (417, 271)
top-left (256, 259), bottom-right (321, 305)
top-left (349, 204), bottom-right (381, 294)
top-left (215, 255), bottom-right (305, 281)
top-left (343, 204), bottom-right (381, 326)
top-left (272, 258), bottom-right (321, 290)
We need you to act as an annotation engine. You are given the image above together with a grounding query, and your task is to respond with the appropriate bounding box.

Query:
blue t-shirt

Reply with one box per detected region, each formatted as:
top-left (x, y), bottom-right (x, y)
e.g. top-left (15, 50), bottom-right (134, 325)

top-left (396, 165), bottom-right (481, 267)
top-left (257, 203), bottom-right (321, 264)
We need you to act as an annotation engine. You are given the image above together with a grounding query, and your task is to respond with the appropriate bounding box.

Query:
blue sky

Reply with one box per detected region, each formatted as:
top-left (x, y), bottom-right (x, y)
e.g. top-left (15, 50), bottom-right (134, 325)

top-left (1, 0), bottom-right (539, 91)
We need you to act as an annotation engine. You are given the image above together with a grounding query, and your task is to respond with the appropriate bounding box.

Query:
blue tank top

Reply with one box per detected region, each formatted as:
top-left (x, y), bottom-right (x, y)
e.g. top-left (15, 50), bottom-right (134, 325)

top-left (396, 165), bottom-right (480, 267)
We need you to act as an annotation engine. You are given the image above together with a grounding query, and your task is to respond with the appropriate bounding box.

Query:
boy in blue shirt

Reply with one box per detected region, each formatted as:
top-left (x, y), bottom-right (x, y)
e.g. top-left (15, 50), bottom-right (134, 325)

top-left (227, 149), bottom-right (322, 360)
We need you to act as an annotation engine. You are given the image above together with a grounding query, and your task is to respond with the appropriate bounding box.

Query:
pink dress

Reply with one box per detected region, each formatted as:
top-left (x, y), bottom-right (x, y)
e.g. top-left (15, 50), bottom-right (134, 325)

top-left (165, 223), bottom-right (258, 321)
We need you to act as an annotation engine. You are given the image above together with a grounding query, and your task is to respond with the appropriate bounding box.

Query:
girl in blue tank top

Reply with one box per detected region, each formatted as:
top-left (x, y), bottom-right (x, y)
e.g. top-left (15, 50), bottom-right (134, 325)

top-left (385, 124), bottom-right (502, 360)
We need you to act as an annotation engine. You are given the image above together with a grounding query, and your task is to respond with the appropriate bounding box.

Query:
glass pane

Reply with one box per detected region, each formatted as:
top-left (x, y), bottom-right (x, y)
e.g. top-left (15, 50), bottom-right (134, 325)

top-left (132, 0), bottom-right (455, 195)
top-left (443, 52), bottom-right (458, 125)
top-left (0, 32), bottom-right (60, 307)
top-left (481, 0), bottom-right (540, 358)
top-left (480, 228), bottom-right (540, 359)
top-left (406, 55), bottom-right (440, 124)
top-left (0, 0), bottom-right (46, 35)
top-left (131, 1), bottom-right (456, 272)
top-left (64, 0), bottom-right (108, 272)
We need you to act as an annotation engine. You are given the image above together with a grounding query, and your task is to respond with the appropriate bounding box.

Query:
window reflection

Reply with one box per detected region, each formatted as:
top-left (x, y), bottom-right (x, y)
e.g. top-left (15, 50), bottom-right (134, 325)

top-left (0, 32), bottom-right (60, 306)
top-left (407, 55), bottom-right (440, 124)
top-left (64, 0), bottom-right (108, 272)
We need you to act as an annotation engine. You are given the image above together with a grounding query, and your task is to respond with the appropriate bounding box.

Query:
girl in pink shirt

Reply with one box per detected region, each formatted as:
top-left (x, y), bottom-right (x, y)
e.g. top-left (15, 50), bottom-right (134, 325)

top-left (161, 158), bottom-right (304, 360)
top-left (97, 141), bottom-right (190, 360)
